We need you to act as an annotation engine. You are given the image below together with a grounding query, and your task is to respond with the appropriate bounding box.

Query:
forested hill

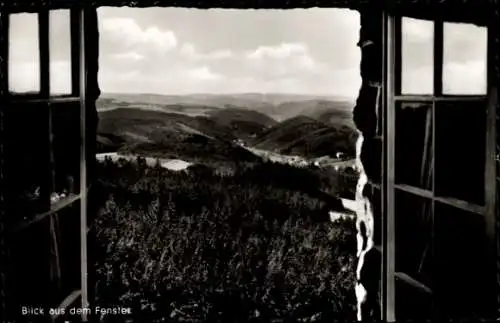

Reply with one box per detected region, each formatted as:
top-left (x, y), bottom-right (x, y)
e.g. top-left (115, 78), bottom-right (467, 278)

top-left (96, 93), bottom-right (358, 161)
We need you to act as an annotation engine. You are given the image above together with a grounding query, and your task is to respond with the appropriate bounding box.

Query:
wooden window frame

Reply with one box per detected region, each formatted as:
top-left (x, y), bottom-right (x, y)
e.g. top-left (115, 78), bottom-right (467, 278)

top-left (382, 13), bottom-right (497, 322)
top-left (8, 9), bottom-right (82, 100)
top-left (4, 7), bottom-right (89, 322)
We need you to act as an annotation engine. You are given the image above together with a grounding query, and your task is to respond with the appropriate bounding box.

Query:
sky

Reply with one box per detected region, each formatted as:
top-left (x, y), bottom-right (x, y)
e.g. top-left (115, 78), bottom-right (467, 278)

top-left (8, 8), bottom-right (487, 97)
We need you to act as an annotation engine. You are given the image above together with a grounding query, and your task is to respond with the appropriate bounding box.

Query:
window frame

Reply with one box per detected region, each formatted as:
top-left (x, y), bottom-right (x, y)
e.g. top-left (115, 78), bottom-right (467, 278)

top-left (7, 9), bottom-right (82, 99)
top-left (382, 13), bottom-right (497, 322)
top-left (3, 7), bottom-right (89, 322)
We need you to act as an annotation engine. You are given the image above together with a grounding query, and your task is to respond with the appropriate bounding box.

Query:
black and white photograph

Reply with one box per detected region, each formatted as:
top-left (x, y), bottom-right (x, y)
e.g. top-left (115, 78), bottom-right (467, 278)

top-left (0, 1), bottom-right (499, 323)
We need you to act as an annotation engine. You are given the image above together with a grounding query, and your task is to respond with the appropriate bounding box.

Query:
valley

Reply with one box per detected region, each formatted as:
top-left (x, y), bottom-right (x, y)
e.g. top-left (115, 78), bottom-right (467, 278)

top-left (97, 92), bottom-right (358, 171)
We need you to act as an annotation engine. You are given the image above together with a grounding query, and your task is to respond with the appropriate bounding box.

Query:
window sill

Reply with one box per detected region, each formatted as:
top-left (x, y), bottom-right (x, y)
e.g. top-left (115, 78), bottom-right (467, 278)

top-left (11, 193), bottom-right (81, 233)
top-left (9, 96), bottom-right (80, 104)
top-left (51, 289), bottom-right (82, 321)
top-left (395, 272), bottom-right (433, 295)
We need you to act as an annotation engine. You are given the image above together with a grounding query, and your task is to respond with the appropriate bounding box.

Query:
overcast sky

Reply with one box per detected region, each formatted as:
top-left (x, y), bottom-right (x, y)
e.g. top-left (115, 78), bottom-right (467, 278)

top-left (8, 8), bottom-right (487, 97)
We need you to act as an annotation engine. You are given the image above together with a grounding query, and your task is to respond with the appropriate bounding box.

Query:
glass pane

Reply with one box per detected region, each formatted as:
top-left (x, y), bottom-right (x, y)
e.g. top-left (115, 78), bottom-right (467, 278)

top-left (443, 23), bottom-right (487, 95)
top-left (8, 203), bottom-right (81, 319)
top-left (434, 202), bottom-right (495, 319)
top-left (9, 218), bottom-right (52, 315)
top-left (53, 200), bottom-right (82, 308)
top-left (9, 13), bottom-right (40, 94)
top-left (395, 273), bottom-right (433, 320)
top-left (394, 189), bottom-right (433, 320)
top-left (5, 102), bottom-right (51, 220)
top-left (51, 101), bottom-right (81, 196)
top-left (394, 190), bottom-right (433, 288)
top-left (401, 17), bottom-right (434, 95)
top-left (395, 102), bottom-right (433, 190)
top-left (434, 100), bottom-right (485, 205)
top-left (50, 10), bottom-right (72, 95)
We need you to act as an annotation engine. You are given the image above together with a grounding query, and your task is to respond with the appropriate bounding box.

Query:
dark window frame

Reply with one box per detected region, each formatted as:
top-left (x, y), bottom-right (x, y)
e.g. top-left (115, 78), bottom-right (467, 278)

top-left (3, 7), bottom-right (89, 321)
top-left (382, 13), bottom-right (497, 322)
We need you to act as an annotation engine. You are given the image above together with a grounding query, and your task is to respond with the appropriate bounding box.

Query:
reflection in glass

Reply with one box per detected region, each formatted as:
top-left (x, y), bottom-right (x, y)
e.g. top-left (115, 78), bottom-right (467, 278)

top-left (9, 13), bottom-right (40, 93)
top-left (51, 101), bottom-right (82, 195)
top-left (401, 17), bottom-right (434, 95)
top-left (5, 101), bottom-right (50, 217)
top-left (434, 101), bottom-right (485, 205)
top-left (50, 10), bottom-right (72, 95)
top-left (395, 102), bottom-right (433, 190)
top-left (443, 22), bottom-right (487, 95)
top-left (394, 190), bottom-right (433, 288)
top-left (434, 202), bottom-right (493, 319)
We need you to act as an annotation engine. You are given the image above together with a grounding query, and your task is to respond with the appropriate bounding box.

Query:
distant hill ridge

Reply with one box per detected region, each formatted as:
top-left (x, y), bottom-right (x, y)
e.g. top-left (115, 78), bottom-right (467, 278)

top-left (96, 92), bottom-right (358, 160)
top-left (253, 115), bottom-right (357, 158)
top-left (97, 92), bottom-right (354, 123)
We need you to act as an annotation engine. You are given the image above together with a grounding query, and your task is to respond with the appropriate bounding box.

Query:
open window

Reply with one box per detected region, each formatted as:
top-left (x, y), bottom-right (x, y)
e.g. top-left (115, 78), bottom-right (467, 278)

top-left (4, 8), bottom-right (89, 322)
top-left (383, 14), bottom-right (496, 321)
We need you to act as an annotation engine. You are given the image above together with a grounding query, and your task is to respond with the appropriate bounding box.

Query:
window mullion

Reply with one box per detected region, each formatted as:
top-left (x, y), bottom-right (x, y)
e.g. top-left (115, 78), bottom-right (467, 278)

top-left (39, 10), bottom-right (49, 96)
top-left (433, 21), bottom-right (443, 96)
top-left (70, 9), bottom-right (81, 97)
top-left (39, 9), bottom-right (57, 210)
top-left (484, 26), bottom-right (497, 253)
top-left (430, 99), bottom-right (436, 317)
top-left (383, 12), bottom-right (396, 323)
top-left (78, 8), bottom-right (89, 321)
top-left (394, 16), bottom-right (402, 96)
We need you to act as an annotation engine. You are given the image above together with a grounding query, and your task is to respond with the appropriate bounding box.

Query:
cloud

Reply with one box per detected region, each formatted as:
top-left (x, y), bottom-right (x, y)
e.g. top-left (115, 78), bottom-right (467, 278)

top-left (443, 60), bottom-right (487, 94)
top-left (9, 14), bottom-right (39, 62)
top-left (402, 66), bottom-right (434, 95)
top-left (9, 8), bottom-right (363, 97)
top-left (402, 17), bottom-right (434, 43)
top-left (180, 43), bottom-right (233, 60)
top-left (100, 17), bottom-right (178, 53)
top-left (9, 62), bottom-right (40, 93)
top-left (401, 20), bottom-right (487, 95)
top-left (185, 66), bottom-right (224, 81)
top-left (111, 52), bottom-right (145, 61)
top-left (94, 9), bottom-right (360, 96)
top-left (50, 60), bottom-right (72, 94)
top-left (443, 23), bottom-right (487, 65)
top-left (243, 42), bottom-right (318, 78)
top-left (401, 60), bottom-right (487, 95)
top-left (8, 8), bottom-right (490, 99)
top-left (444, 22), bottom-right (486, 43)
top-left (246, 43), bottom-right (308, 60)
top-left (97, 38), bottom-right (349, 96)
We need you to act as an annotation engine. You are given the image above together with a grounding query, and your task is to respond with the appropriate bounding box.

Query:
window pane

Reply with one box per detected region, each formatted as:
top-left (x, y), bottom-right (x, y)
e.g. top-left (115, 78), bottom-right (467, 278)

top-left (50, 10), bottom-right (72, 95)
top-left (401, 18), bottom-right (434, 95)
top-left (53, 200), bottom-right (82, 305)
top-left (9, 13), bottom-right (40, 94)
top-left (394, 190), bottom-right (433, 288)
top-left (395, 102), bottom-right (433, 190)
top-left (434, 202), bottom-right (495, 319)
top-left (443, 23), bottom-right (487, 95)
top-left (9, 218), bottom-right (52, 311)
top-left (394, 189), bottom-right (434, 319)
top-left (395, 273), bottom-right (433, 320)
top-left (51, 101), bottom-right (81, 195)
top-left (434, 100), bottom-right (485, 205)
top-left (5, 102), bottom-right (50, 218)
